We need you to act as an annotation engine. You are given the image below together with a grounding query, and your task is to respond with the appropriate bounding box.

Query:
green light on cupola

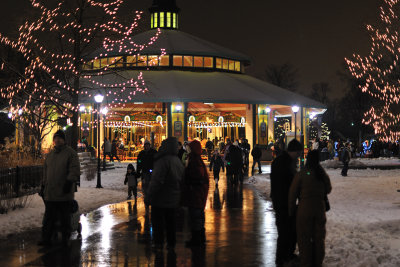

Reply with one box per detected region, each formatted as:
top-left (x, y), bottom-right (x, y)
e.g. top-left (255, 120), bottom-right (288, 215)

top-left (149, 0), bottom-right (179, 29)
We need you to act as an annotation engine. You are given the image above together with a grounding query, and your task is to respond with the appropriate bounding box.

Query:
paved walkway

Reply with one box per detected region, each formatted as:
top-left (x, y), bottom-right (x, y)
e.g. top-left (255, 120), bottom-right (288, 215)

top-left (0, 170), bottom-right (278, 266)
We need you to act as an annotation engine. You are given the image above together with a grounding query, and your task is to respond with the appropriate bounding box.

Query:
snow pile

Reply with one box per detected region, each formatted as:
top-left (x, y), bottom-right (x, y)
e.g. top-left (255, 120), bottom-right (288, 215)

top-left (321, 157), bottom-right (400, 169)
top-left (245, 168), bottom-right (400, 266)
top-left (0, 162), bottom-right (134, 238)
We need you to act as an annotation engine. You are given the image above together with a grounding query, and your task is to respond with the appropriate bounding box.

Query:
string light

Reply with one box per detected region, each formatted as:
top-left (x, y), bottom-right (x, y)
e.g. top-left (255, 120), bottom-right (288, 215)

top-left (345, 0), bottom-right (400, 141)
top-left (0, 0), bottom-right (163, 128)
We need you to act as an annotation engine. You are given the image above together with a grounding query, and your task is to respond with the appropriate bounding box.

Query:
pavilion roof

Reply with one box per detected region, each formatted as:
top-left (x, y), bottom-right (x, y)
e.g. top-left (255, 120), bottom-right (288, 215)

top-left (80, 70), bottom-right (326, 109)
top-left (87, 29), bottom-right (251, 64)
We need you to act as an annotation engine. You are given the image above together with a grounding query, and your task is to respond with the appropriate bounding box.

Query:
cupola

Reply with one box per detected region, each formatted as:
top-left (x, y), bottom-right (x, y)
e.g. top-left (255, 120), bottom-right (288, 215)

top-left (149, 0), bottom-right (180, 29)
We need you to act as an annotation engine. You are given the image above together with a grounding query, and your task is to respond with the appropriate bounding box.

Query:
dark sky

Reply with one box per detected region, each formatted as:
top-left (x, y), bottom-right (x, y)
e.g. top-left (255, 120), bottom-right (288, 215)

top-left (0, 0), bottom-right (382, 98)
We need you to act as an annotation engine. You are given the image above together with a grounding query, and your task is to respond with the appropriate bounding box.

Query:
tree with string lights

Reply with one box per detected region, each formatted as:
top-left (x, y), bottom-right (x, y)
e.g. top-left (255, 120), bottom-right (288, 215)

top-left (0, 0), bottom-right (161, 150)
top-left (346, 0), bottom-right (400, 141)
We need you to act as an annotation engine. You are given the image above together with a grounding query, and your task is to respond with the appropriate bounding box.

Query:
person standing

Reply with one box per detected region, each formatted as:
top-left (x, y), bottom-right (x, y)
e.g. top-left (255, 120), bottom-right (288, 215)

top-left (251, 144), bottom-right (262, 176)
top-left (39, 130), bottom-right (80, 247)
top-left (209, 149), bottom-right (224, 187)
top-left (102, 138), bottom-right (112, 161)
top-left (147, 137), bottom-right (184, 251)
top-left (225, 141), bottom-right (244, 185)
top-left (270, 139), bottom-right (303, 266)
top-left (124, 164), bottom-right (139, 201)
top-left (111, 137), bottom-right (120, 162)
top-left (182, 140), bottom-right (209, 247)
top-left (137, 140), bottom-right (157, 207)
top-left (205, 138), bottom-right (214, 161)
top-left (341, 142), bottom-right (351, 176)
top-left (289, 150), bottom-right (332, 267)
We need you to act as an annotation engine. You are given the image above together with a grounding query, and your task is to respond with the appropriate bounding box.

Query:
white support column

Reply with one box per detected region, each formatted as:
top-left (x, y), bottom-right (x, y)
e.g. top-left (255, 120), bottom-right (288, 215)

top-left (245, 104), bottom-right (253, 151)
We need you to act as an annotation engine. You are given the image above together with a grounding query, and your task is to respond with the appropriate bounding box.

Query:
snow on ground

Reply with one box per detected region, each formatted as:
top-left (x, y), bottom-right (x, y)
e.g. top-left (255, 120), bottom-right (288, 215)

top-left (0, 162), bottom-right (133, 239)
top-left (321, 157), bottom-right (400, 169)
top-left (245, 167), bottom-right (400, 267)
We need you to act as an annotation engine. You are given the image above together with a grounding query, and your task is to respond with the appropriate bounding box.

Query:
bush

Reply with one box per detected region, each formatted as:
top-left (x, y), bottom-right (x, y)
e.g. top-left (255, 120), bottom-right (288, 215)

top-left (85, 163), bottom-right (97, 181)
top-left (0, 195), bottom-right (32, 214)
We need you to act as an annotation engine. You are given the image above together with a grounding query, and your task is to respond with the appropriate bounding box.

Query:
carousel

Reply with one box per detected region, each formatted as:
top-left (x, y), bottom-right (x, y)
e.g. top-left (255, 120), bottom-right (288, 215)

top-left (78, 0), bottom-right (326, 159)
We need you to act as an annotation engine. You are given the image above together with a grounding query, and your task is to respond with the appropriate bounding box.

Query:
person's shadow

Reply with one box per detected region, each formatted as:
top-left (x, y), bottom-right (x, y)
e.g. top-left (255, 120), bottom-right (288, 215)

top-left (213, 188), bottom-right (222, 210)
top-left (154, 250), bottom-right (177, 267)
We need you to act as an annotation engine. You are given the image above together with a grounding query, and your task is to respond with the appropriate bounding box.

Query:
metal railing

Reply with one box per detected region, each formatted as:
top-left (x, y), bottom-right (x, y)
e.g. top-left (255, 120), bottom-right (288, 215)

top-left (0, 166), bottom-right (43, 200)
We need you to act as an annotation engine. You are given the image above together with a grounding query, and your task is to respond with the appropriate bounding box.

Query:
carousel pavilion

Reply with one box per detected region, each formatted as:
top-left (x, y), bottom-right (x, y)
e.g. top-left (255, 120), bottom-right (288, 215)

top-left (78, 0), bottom-right (325, 157)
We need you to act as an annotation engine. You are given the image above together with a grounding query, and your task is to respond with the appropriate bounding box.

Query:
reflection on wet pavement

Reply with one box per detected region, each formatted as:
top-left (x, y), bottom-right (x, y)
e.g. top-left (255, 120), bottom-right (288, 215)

top-left (0, 168), bottom-right (277, 266)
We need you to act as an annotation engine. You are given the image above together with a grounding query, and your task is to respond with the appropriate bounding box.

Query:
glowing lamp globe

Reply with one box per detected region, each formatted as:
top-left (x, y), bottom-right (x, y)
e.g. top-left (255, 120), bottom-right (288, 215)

top-left (94, 93), bottom-right (104, 103)
top-left (291, 106), bottom-right (299, 113)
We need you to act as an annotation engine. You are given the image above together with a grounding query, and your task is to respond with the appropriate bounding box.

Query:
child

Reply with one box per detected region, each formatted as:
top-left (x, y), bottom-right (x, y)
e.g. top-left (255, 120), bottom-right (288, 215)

top-left (124, 164), bottom-right (138, 200)
top-left (209, 149), bottom-right (225, 187)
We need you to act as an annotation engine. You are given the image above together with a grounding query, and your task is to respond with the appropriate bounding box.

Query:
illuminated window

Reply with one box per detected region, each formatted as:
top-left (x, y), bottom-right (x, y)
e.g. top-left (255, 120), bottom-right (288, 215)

top-left (173, 55), bottom-right (183, 66)
top-left (194, 56), bottom-right (203, 67)
top-left (137, 55), bottom-right (147, 66)
top-left (216, 58), bottom-right (222, 69)
top-left (151, 13), bottom-right (154, 28)
top-left (154, 13), bottom-right (158, 28)
top-left (184, 56), bottom-right (193, 67)
top-left (229, 60), bottom-right (235, 71)
top-left (223, 59), bottom-right (229, 69)
top-left (148, 55), bottom-right (159, 66)
top-left (82, 61), bottom-right (93, 70)
top-left (109, 56), bottom-right (123, 67)
top-left (160, 12), bottom-right (165, 27)
top-left (167, 12), bottom-right (171, 28)
top-left (159, 55), bottom-right (170, 66)
top-left (93, 59), bottom-right (101, 69)
top-left (204, 57), bottom-right (213, 68)
top-left (126, 55), bottom-right (137, 66)
top-left (235, 61), bottom-right (241, 72)
top-left (100, 57), bottom-right (108, 68)
top-left (173, 13), bottom-right (177, 28)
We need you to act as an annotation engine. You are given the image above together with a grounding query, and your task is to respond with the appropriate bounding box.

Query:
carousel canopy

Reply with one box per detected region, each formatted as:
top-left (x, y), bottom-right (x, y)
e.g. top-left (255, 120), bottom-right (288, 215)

top-left (87, 29), bottom-right (251, 64)
top-left (80, 70), bottom-right (326, 109)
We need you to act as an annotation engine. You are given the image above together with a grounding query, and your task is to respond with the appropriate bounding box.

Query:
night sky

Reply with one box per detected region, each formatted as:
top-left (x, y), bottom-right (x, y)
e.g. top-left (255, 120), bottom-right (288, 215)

top-left (0, 0), bottom-right (382, 98)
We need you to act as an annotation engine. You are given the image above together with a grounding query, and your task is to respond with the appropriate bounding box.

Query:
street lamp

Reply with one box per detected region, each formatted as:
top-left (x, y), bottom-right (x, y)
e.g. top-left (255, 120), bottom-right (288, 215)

top-left (101, 107), bottom-right (108, 171)
top-left (292, 105), bottom-right (299, 139)
top-left (94, 93), bottom-right (104, 188)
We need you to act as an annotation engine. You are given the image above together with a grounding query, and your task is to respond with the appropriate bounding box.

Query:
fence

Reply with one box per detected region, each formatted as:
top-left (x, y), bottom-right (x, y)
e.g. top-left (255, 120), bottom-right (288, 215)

top-left (0, 166), bottom-right (43, 200)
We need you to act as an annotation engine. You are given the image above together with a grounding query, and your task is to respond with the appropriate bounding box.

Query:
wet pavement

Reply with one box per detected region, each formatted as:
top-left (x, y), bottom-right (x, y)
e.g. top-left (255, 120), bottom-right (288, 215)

top-left (0, 168), bottom-right (278, 267)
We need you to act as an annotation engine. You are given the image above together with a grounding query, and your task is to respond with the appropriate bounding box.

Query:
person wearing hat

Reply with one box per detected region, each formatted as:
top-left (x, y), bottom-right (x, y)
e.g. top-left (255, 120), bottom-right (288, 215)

top-left (137, 139), bottom-right (157, 208)
top-left (270, 138), bottom-right (303, 266)
top-left (39, 129), bottom-right (80, 247)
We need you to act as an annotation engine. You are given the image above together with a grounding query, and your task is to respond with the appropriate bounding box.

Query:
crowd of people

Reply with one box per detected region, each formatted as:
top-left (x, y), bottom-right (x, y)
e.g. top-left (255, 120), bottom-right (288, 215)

top-left (39, 130), bottom-right (333, 266)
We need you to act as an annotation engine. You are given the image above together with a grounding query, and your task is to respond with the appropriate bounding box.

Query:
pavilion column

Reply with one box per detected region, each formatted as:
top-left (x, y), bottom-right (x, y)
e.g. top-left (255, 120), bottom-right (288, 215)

top-left (268, 110), bottom-right (275, 142)
top-left (168, 102), bottom-right (185, 143)
top-left (167, 102), bottom-right (172, 137)
top-left (252, 104), bottom-right (257, 148)
top-left (245, 104), bottom-right (254, 150)
top-left (256, 104), bottom-right (268, 146)
top-left (184, 103), bottom-right (188, 141)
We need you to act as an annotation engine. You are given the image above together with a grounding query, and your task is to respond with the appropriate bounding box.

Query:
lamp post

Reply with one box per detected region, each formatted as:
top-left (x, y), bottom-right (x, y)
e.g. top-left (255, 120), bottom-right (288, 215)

top-left (292, 106), bottom-right (299, 140)
top-left (101, 107), bottom-right (108, 171)
top-left (94, 93), bottom-right (104, 188)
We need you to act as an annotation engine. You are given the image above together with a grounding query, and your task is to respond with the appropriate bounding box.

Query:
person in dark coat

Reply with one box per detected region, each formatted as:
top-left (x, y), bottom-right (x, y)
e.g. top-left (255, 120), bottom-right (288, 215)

top-left (124, 164), bottom-right (139, 201)
top-left (209, 149), bottom-right (225, 187)
top-left (137, 140), bottom-right (157, 207)
top-left (225, 141), bottom-right (243, 185)
top-left (289, 150), bottom-right (332, 267)
top-left (341, 142), bottom-right (351, 176)
top-left (251, 144), bottom-right (262, 175)
top-left (182, 140), bottom-right (209, 247)
top-left (147, 137), bottom-right (185, 251)
top-left (205, 138), bottom-right (214, 161)
top-left (39, 130), bottom-right (80, 247)
top-left (270, 139), bottom-right (303, 266)
top-left (177, 141), bottom-right (185, 161)
top-left (111, 138), bottom-right (120, 162)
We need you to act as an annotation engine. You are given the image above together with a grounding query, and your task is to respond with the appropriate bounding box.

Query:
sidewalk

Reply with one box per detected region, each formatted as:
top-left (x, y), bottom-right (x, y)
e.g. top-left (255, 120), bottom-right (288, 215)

top-left (0, 171), bottom-right (278, 267)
